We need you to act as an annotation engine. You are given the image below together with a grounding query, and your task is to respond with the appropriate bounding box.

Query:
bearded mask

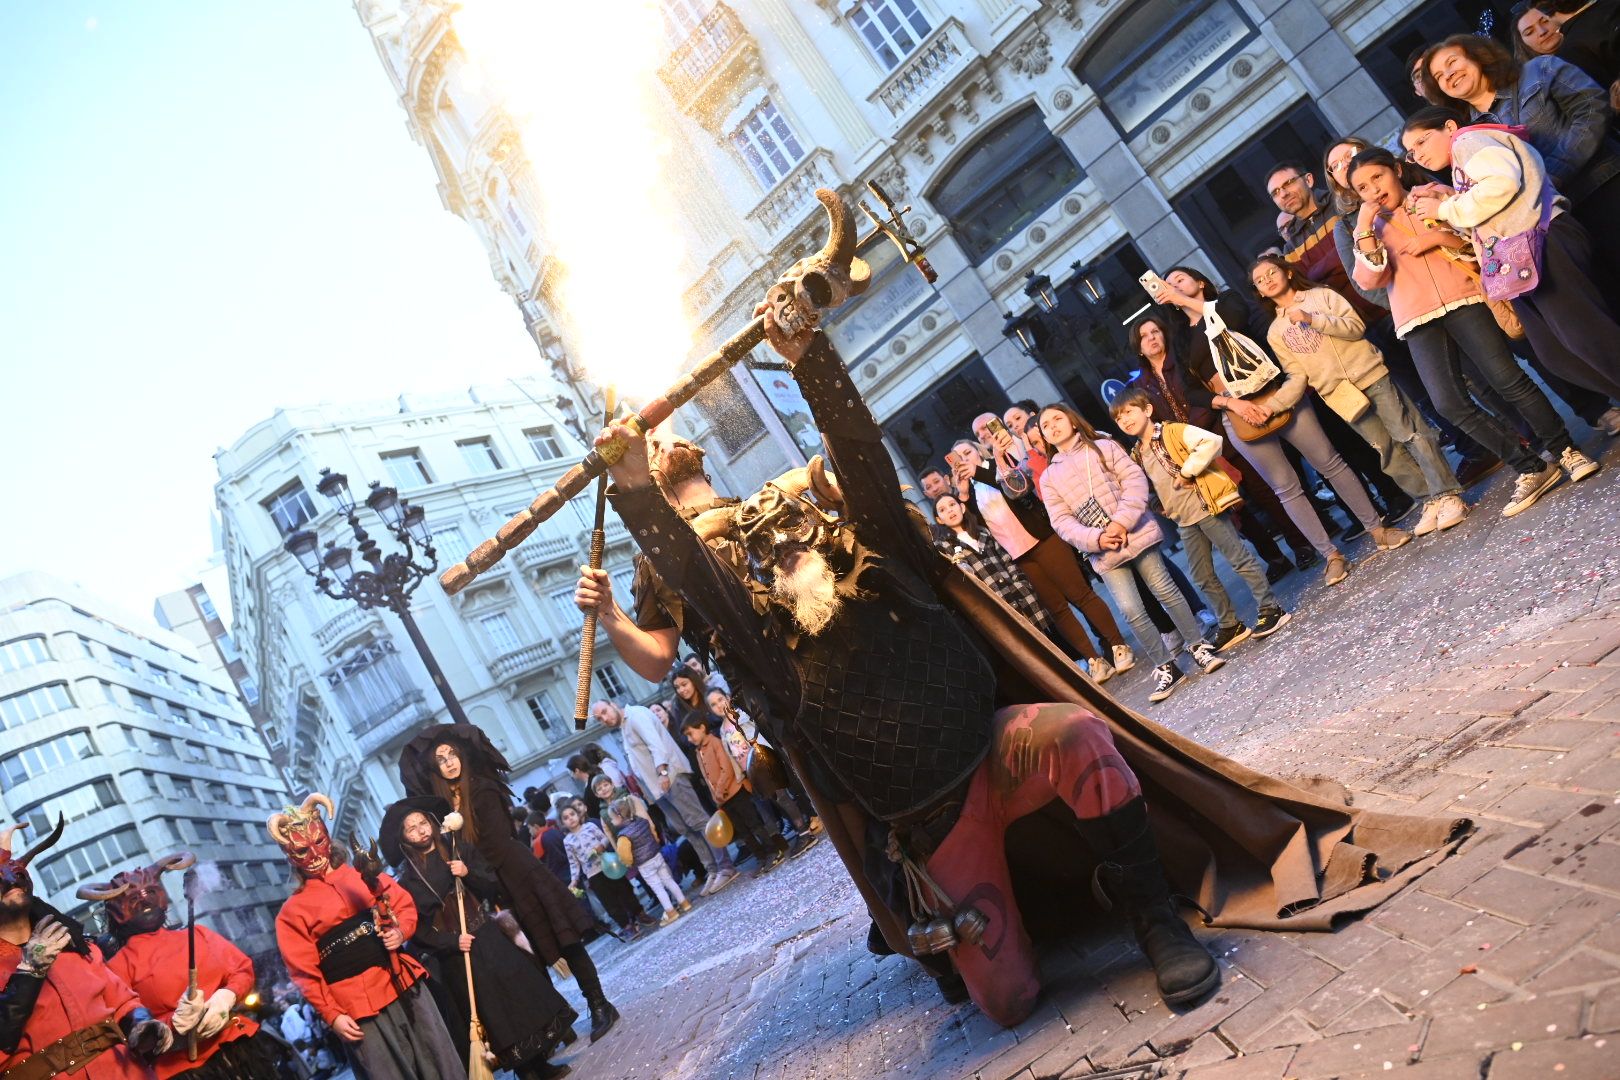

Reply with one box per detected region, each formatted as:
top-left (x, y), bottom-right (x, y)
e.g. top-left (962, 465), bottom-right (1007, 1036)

top-left (652, 438), bottom-right (708, 489)
top-left (0, 817), bottom-right (66, 899)
top-left (733, 457), bottom-right (845, 581)
top-left (268, 794), bottom-right (337, 877)
top-left (76, 852), bottom-right (196, 938)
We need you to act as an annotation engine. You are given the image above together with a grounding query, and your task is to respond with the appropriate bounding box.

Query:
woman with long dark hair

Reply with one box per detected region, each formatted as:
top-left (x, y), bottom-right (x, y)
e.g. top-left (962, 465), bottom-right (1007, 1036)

top-left (399, 725), bottom-right (620, 1044)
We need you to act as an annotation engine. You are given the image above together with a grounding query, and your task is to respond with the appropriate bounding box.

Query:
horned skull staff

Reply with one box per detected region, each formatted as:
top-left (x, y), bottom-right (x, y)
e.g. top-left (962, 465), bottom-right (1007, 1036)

top-left (438, 184), bottom-right (935, 598)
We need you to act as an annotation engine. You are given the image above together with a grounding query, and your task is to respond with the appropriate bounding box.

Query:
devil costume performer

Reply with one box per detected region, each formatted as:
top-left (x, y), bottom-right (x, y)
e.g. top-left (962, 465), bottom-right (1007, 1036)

top-left (0, 820), bottom-right (173, 1080)
top-left (81, 853), bottom-right (277, 1080)
top-left (397, 726), bottom-right (617, 1044)
top-left (602, 210), bottom-right (1470, 1027)
top-left (380, 797), bottom-right (574, 1080)
top-left (267, 795), bottom-right (460, 1080)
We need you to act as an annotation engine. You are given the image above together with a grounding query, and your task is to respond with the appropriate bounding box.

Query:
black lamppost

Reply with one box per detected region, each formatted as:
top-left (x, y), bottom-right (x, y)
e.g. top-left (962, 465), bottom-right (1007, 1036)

top-left (283, 468), bottom-right (469, 725)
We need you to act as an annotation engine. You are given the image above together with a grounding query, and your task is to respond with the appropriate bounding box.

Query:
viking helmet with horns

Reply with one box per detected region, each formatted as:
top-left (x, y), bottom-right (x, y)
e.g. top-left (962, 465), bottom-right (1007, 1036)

top-left (75, 852), bottom-right (196, 938)
top-left (268, 794), bottom-right (337, 877)
top-left (762, 189), bottom-right (872, 338)
top-left (0, 816), bottom-right (66, 896)
top-left (733, 455), bottom-right (844, 575)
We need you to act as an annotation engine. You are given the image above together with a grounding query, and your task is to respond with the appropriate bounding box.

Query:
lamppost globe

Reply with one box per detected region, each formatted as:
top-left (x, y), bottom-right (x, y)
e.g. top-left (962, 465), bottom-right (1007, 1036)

top-left (322, 544), bottom-right (355, 585)
top-left (366, 482), bottom-right (404, 529)
top-left (1001, 309), bottom-right (1043, 359)
top-left (316, 468), bottom-right (355, 515)
top-left (284, 530), bottom-right (322, 575)
top-left (403, 504), bottom-right (431, 547)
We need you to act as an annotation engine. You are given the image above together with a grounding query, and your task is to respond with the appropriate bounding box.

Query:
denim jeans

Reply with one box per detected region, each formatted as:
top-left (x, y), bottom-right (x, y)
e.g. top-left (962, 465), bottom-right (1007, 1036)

top-left (657, 773), bottom-right (734, 873)
top-left (1403, 303), bottom-right (1573, 473)
top-left (1352, 375), bottom-right (1462, 500)
top-left (1179, 513), bottom-right (1277, 630)
top-left (1098, 547), bottom-right (1206, 669)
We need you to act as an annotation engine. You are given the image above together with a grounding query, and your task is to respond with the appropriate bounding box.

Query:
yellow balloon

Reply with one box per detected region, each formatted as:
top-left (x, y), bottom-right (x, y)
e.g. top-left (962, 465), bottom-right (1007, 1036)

top-left (615, 836), bottom-right (634, 867)
top-left (704, 810), bottom-right (734, 848)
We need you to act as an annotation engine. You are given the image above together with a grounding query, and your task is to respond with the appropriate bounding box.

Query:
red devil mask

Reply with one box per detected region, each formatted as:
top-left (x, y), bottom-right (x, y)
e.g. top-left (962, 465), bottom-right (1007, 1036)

top-left (0, 817), bottom-right (66, 899)
top-left (76, 852), bottom-right (195, 938)
top-left (268, 793), bottom-right (337, 877)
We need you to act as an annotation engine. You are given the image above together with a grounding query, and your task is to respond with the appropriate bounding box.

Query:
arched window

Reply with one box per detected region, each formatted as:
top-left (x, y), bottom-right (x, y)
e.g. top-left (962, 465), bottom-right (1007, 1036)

top-left (928, 107), bottom-right (1082, 263)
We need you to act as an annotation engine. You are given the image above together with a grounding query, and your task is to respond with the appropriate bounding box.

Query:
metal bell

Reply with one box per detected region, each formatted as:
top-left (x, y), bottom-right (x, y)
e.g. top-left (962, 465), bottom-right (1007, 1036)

top-left (952, 905), bottom-right (989, 946)
top-left (906, 916), bottom-right (958, 955)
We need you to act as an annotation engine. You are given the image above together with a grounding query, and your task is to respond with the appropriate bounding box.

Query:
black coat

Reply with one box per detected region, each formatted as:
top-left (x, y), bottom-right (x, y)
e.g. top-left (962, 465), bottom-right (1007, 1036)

top-left (464, 777), bottom-right (593, 964)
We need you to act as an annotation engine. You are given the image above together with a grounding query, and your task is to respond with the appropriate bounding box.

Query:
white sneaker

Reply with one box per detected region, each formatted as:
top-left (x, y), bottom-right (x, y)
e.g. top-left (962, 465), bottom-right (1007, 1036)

top-left (1087, 656), bottom-right (1115, 683)
top-left (1412, 499), bottom-right (1443, 538)
top-left (1433, 493), bottom-right (1469, 531)
top-left (1596, 406), bottom-right (1620, 436)
top-left (707, 868), bottom-right (738, 894)
top-left (1111, 644), bottom-right (1136, 674)
top-left (1560, 446), bottom-right (1601, 482)
top-left (1502, 464), bottom-right (1562, 517)
top-left (1190, 641), bottom-right (1227, 674)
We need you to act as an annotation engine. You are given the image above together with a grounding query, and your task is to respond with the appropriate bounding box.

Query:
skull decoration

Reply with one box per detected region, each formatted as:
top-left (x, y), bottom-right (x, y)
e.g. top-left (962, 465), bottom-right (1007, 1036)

top-left (76, 852), bottom-right (197, 939)
top-left (763, 189), bottom-right (872, 342)
top-left (0, 817), bottom-right (65, 899)
top-left (268, 793), bottom-right (337, 878)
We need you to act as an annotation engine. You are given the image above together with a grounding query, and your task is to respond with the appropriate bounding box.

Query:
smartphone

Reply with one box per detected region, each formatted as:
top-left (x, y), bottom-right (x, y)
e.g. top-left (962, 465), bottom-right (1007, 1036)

top-left (984, 416), bottom-right (1011, 441)
top-left (1139, 270), bottom-right (1169, 299)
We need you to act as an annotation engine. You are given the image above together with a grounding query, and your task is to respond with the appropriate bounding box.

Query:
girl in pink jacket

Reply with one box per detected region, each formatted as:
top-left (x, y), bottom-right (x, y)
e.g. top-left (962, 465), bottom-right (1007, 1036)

top-left (1038, 404), bottom-right (1226, 704)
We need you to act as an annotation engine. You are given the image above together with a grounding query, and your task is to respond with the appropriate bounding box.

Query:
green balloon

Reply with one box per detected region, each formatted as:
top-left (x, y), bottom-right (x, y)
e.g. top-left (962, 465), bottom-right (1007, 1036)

top-left (600, 851), bottom-right (627, 879)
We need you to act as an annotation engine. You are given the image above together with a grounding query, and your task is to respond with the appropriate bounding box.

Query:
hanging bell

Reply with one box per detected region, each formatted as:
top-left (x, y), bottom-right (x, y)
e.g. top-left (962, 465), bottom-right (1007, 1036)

top-left (907, 916), bottom-right (958, 956)
top-left (952, 906), bottom-right (989, 946)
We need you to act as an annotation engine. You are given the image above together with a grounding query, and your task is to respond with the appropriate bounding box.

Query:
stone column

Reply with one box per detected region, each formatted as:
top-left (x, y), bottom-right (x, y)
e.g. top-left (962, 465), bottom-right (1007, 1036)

top-left (924, 231), bottom-right (1062, 405)
top-left (749, 0), bottom-right (881, 160)
top-left (1234, 0), bottom-right (1401, 139)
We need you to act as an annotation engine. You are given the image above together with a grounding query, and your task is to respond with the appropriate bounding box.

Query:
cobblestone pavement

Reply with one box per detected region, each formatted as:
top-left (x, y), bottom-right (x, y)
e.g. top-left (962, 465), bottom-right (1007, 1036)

top-left (547, 440), bottom-right (1620, 1080)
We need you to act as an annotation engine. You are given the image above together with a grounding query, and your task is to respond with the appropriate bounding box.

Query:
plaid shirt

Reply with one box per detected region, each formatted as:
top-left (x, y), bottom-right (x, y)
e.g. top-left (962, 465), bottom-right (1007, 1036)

top-left (932, 526), bottom-right (1056, 637)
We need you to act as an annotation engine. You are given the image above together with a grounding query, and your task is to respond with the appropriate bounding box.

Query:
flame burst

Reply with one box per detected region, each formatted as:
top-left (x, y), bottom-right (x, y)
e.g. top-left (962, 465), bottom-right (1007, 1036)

top-left (453, 0), bottom-right (693, 398)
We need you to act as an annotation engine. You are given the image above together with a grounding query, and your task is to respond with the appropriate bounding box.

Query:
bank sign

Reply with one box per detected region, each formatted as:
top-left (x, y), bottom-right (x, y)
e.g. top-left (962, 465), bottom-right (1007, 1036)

top-left (1103, 0), bottom-right (1251, 135)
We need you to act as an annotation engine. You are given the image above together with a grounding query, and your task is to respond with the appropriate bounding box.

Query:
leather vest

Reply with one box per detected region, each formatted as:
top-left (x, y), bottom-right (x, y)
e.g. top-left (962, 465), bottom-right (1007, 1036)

top-left (791, 574), bottom-right (994, 823)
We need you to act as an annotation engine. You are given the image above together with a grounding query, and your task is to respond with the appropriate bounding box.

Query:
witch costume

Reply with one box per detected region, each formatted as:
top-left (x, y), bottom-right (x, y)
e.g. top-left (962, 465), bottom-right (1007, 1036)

top-left (398, 726), bottom-right (618, 1043)
top-left (381, 796), bottom-right (574, 1080)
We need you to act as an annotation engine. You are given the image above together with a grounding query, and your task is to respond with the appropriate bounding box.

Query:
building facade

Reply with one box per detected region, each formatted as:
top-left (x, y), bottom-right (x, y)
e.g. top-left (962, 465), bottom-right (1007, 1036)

top-left (213, 378), bottom-right (653, 845)
top-left (357, 0), bottom-right (1514, 485)
top-left (0, 572), bottom-right (291, 968)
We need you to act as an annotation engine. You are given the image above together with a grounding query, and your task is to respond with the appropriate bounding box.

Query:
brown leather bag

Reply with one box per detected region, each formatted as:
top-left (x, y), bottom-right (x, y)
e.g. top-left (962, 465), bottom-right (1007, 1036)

top-left (1222, 394), bottom-right (1292, 442)
top-left (0, 1018), bottom-right (123, 1080)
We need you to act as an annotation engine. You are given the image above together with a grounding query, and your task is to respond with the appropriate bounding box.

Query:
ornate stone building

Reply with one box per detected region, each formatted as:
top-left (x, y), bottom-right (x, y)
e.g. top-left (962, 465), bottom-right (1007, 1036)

top-left (213, 380), bottom-right (648, 845)
top-left (357, 0), bottom-right (1508, 486)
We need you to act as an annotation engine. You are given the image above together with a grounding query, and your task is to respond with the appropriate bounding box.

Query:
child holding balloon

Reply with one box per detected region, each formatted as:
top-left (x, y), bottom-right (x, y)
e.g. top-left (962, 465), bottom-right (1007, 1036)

top-left (609, 796), bottom-right (690, 925)
top-left (683, 715), bottom-right (790, 877)
top-left (560, 803), bottom-right (644, 940)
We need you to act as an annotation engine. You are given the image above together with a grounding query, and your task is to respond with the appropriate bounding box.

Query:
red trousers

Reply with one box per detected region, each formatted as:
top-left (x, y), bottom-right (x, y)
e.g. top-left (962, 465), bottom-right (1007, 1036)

top-left (925, 704), bottom-right (1140, 1026)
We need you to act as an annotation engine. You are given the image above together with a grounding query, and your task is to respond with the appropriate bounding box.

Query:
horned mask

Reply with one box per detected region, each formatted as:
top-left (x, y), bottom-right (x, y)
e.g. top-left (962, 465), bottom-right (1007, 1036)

top-left (76, 852), bottom-right (196, 938)
top-left (762, 189), bottom-right (872, 341)
top-left (734, 456), bottom-right (844, 576)
top-left (268, 793), bottom-right (337, 877)
top-left (0, 817), bottom-right (65, 899)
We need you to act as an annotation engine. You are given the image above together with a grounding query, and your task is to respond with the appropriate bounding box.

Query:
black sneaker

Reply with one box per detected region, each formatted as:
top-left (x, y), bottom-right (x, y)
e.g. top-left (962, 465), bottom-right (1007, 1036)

top-left (1147, 663), bottom-right (1185, 703)
top-left (1294, 549), bottom-right (1319, 573)
top-left (1189, 641), bottom-right (1227, 674)
top-left (1210, 623), bottom-right (1252, 652)
top-left (1382, 493), bottom-right (1418, 527)
top-left (1252, 606), bottom-right (1291, 638)
top-left (1265, 558), bottom-right (1292, 584)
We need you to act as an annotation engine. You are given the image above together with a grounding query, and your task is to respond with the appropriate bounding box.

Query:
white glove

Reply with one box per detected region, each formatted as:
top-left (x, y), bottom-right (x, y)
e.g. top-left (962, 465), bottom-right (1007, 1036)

top-left (197, 989), bottom-right (236, 1039)
top-left (170, 989), bottom-right (206, 1036)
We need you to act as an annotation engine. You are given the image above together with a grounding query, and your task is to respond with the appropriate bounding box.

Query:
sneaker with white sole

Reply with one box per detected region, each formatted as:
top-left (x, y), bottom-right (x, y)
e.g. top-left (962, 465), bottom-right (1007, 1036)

top-left (1252, 606), bottom-right (1291, 638)
top-left (1190, 641), bottom-right (1226, 674)
top-left (1502, 463), bottom-right (1562, 516)
top-left (1433, 493), bottom-right (1469, 531)
top-left (706, 868), bottom-right (738, 894)
top-left (659, 909), bottom-right (681, 927)
top-left (1111, 644), bottom-right (1136, 674)
top-left (1324, 552), bottom-right (1351, 586)
top-left (1560, 446), bottom-right (1601, 482)
top-left (1412, 499), bottom-right (1443, 537)
top-left (1147, 663), bottom-right (1185, 703)
top-left (1596, 406), bottom-right (1620, 436)
top-left (1209, 623), bottom-right (1251, 652)
top-left (1087, 656), bottom-right (1116, 683)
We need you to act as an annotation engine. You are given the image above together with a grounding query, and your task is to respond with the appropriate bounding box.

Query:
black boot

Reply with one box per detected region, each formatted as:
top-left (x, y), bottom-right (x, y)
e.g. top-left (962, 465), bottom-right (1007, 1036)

top-left (587, 996), bottom-right (620, 1043)
top-left (1076, 799), bottom-right (1219, 1007)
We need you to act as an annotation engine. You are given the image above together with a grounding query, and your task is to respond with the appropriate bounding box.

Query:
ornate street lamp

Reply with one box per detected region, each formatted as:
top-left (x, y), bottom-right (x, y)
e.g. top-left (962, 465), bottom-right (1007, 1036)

top-left (283, 467), bottom-right (469, 725)
top-left (1068, 261), bottom-right (1110, 308)
top-left (1001, 308), bottom-right (1045, 359)
top-left (1023, 270), bottom-right (1058, 315)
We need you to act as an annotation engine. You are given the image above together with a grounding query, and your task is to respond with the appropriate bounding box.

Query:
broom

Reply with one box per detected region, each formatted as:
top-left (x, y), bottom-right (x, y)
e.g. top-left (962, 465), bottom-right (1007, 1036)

top-left (451, 836), bottom-right (497, 1080)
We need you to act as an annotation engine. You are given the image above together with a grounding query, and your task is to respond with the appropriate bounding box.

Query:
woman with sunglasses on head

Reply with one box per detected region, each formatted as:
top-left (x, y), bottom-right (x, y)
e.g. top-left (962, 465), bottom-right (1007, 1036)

top-left (1251, 254), bottom-right (1470, 537)
top-left (1403, 108), bottom-right (1620, 415)
top-left (1422, 34), bottom-right (1620, 275)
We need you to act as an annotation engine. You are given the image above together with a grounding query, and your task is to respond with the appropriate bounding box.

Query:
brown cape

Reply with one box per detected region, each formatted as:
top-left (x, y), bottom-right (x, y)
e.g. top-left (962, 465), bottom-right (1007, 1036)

top-left (806, 560), bottom-right (1470, 960)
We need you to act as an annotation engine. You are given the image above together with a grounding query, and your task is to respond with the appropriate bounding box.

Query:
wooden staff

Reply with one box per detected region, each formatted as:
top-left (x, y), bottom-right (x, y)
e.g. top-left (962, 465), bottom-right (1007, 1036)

top-left (451, 835), bottom-right (496, 1080)
top-left (183, 867), bottom-right (199, 1061)
top-left (574, 391), bottom-right (617, 730)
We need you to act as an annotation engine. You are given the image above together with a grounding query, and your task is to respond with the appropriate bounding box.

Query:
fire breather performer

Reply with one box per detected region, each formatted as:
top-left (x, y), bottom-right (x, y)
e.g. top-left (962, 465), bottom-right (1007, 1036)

top-left (268, 794), bottom-right (460, 1079)
top-left (381, 796), bottom-right (574, 1080)
top-left (1, 819), bottom-right (175, 1078)
top-left (397, 726), bottom-right (618, 1044)
top-left (591, 196), bottom-right (1470, 1027)
top-left (82, 853), bottom-right (278, 1079)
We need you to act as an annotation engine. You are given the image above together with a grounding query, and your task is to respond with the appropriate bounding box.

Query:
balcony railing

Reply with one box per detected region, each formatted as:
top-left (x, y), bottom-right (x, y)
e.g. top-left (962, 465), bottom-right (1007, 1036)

top-left (747, 149), bottom-right (839, 243)
top-left (353, 692), bottom-right (434, 757)
top-left (313, 606), bottom-right (376, 652)
top-left (870, 19), bottom-right (974, 121)
top-left (659, 3), bottom-right (760, 118)
top-left (489, 639), bottom-right (564, 682)
top-left (514, 535), bottom-right (578, 572)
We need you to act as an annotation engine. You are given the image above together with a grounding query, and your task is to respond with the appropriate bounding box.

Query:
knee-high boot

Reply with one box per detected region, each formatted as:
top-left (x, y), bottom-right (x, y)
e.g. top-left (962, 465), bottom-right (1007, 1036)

top-left (560, 942), bottom-right (619, 1043)
top-left (1073, 797), bottom-right (1219, 1006)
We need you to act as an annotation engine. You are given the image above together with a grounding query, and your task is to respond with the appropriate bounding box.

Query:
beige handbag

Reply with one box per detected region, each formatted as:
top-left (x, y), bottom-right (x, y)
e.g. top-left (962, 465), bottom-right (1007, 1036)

top-left (1310, 311), bottom-right (1372, 423)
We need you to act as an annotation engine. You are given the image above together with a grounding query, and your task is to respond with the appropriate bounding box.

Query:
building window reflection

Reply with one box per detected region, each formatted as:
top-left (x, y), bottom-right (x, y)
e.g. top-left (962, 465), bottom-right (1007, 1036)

top-left (929, 107), bottom-right (1083, 263)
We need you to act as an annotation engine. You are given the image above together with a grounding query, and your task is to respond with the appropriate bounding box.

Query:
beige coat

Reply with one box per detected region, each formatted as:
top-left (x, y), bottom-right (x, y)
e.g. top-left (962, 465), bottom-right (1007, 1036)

top-left (1265, 287), bottom-right (1389, 411)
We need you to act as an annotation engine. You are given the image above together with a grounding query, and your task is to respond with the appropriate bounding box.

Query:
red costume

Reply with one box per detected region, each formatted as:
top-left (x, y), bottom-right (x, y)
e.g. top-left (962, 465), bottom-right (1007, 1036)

top-left (0, 937), bottom-right (150, 1079)
top-left (274, 864), bottom-right (424, 1026)
top-left (104, 929), bottom-right (257, 1080)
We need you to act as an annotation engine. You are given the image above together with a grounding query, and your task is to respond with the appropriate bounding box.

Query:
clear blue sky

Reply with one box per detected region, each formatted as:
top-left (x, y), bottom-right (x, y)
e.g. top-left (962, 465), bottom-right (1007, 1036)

top-left (0, 2), bottom-right (540, 617)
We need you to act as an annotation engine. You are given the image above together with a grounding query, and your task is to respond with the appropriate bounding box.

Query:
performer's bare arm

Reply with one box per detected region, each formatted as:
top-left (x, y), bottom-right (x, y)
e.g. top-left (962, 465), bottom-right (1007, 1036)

top-left (574, 567), bottom-right (680, 682)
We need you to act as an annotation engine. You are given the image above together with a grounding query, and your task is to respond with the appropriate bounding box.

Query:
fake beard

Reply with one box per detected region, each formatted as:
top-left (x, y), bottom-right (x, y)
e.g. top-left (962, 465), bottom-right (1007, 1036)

top-left (770, 548), bottom-right (841, 636)
top-left (0, 883), bottom-right (31, 916)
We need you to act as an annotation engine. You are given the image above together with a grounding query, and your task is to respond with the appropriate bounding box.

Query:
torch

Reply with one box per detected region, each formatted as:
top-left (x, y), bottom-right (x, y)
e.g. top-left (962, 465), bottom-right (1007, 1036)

top-left (573, 390), bottom-right (617, 730)
top-left (183, 867), bottom-right (200, 1062)
top-left (440, 186), bottom-right (931, 597)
